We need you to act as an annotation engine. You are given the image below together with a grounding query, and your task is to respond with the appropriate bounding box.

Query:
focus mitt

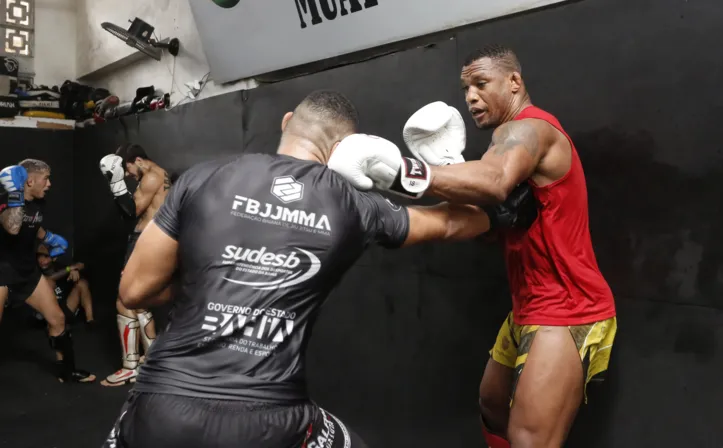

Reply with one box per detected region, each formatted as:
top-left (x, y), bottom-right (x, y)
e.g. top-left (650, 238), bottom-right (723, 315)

top-left (484, 183), bottom-right (539, 231)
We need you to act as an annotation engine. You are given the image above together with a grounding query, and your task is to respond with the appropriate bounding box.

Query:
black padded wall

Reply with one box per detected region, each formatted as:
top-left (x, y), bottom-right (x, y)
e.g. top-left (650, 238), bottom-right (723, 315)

top-left (0, 127), bottom-right (74, 256)
top-left (70, 0), bottom-right (723, 446)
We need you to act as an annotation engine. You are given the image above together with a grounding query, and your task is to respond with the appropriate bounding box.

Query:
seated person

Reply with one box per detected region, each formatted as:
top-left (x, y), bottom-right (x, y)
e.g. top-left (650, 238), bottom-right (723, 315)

top-left (35, 243), bottom-right (94, 325)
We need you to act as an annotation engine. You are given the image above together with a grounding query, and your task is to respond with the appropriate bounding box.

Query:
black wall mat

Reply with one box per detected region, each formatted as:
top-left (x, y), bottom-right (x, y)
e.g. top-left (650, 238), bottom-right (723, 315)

top-left (68, 0), bottom-right (723, 446)
top-left (0, 127), bottom-right (74, 260)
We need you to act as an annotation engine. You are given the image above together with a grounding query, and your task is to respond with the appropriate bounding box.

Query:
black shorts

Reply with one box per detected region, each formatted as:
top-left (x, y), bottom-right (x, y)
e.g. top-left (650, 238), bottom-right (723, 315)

top-left (123, 231), bottom-right (141, 268)
top-left (103, 391), bottom-right (368, 448)
top-left (6, 268), bottom-right (42, 305)
top-left (54, 277), bottom-right (74, 302)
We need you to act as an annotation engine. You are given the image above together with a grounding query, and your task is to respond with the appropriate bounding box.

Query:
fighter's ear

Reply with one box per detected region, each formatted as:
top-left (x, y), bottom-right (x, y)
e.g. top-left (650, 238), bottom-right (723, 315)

top-left (509, 71), bottom-right (523, 94)
top-left (281, 112), bottom-right (293, 132)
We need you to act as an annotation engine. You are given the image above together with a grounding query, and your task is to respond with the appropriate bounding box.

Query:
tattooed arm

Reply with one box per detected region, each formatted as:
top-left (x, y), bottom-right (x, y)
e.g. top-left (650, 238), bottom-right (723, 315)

top-left (0, 207), bottom-right (23, 235)
top-left (426, 119), bottom-right (549, 205)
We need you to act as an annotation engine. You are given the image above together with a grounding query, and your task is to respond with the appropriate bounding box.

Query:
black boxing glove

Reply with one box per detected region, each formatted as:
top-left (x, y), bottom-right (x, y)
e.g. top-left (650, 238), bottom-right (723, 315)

top-left (483, 183), bottom-right (539, 231)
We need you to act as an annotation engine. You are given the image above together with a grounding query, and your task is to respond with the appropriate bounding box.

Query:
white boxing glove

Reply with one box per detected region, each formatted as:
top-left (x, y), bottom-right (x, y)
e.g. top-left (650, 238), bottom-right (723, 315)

top-left (328, 134), bottom-right (431, 199)
top-left (403, 101), bottom-right (467, 166)
top-left (99, 154), bottom-right (128, 197)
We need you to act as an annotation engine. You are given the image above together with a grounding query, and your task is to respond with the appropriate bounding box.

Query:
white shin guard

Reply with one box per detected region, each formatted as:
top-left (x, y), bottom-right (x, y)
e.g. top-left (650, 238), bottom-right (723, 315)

top-left (116, 314), bottom-right (140, 370)
top-left (137, 310), bottom-right (155, 353)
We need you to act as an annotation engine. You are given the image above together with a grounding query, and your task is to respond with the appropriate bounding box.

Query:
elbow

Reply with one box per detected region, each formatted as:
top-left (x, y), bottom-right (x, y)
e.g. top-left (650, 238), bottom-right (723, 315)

top-left (118, 282), bottom-right (144, 309)
top-left (479, 171), bottom-right (509, 205)
top-left (492, 177), bottom-right (522, 204)
top-left (487, 182), bottom-right (509, 205)
top-left (492, 187), bottom-right (508, 204)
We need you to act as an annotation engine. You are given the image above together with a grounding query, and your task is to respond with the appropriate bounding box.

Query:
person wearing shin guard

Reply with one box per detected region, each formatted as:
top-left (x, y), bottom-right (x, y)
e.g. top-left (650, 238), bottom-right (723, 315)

top-left (0, 160), bottom-right (95, 383)
top-left (99, 144), bottom-right (170, 386)
top-left (36, 243), bottom-right (94, 326)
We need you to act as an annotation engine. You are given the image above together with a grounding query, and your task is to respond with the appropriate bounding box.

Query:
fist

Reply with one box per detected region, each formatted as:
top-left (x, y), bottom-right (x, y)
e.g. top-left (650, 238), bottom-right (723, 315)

top-left (99, 154), bottom-right (128, 196)
top-left (328, 134), bottom-right (402, 191)
top-left (403, 101), bottom-right (467, 166)
top-left (99, 154), bottom-right (125, 183)
top-left (0, 165), bottom-right (28, 192)
top-left (43, 231), bottom-right (68, 257)
top-left (328, 134), bottom-right (431, 199)
top-left (0, 165), bottom-right (28, 208)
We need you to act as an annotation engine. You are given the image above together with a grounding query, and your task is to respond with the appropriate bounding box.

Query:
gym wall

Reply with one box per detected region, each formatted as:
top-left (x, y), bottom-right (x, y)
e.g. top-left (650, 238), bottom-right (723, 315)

top-left (71, 0), bottom-right (723, 446)
top-left (0, 127), bottom-right (74, 260)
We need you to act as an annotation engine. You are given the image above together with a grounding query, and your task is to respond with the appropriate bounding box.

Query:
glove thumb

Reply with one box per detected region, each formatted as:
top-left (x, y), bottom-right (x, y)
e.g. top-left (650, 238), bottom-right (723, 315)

top-left (351, 173), bottom-right (374, 190)
top-left (328, 138), bottom-right (375, 191)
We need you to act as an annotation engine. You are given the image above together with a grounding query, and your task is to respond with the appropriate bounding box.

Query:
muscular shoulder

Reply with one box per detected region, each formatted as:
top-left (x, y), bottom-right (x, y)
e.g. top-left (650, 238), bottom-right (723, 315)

top-left (139, 170), bottom-right (163, 191)
top-left (490, 118), bottom-right (560, 158)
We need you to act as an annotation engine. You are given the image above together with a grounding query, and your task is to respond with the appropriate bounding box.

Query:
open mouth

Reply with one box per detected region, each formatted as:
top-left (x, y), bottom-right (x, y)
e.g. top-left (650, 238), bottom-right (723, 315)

top-left (470, 108), bottom-right (486, 120)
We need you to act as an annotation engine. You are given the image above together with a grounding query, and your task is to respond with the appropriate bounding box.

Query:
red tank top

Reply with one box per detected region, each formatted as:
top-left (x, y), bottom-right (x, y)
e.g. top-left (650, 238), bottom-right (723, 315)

top-left (502, 106), bottom-right (616, 325)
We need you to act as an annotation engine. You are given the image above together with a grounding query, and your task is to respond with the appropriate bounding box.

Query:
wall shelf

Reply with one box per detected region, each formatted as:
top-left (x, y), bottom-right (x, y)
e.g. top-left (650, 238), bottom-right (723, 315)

top-left (0, 115), bottom-right (76, 130)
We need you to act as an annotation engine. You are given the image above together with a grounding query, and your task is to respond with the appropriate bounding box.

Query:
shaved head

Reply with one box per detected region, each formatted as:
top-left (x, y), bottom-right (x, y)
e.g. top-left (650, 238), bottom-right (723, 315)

top-left (282, 90), bottom-right (359, 156)
top-left (463, 44), bottom-right (522, 75)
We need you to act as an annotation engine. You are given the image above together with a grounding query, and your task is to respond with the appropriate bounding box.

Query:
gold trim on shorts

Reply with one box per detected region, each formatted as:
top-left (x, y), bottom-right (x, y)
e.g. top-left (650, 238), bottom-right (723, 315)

top-left (488, 312), bottom-right (617, 405)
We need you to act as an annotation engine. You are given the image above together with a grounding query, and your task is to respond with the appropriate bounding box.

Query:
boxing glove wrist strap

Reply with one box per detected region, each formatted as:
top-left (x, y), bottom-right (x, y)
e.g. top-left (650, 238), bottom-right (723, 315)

top-left (7, 190), bottom-right (24, 208)
top-left (387, 156), bottom-right (431, 199)
top-left (113, 191), bottom-right (137, 218)
top-left (109, 179), bottom-right (128, 197)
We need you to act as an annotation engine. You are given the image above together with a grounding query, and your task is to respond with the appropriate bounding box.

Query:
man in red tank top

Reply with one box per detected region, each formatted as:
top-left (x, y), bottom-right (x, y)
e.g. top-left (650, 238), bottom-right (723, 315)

top-left (320, 43), bottom-right (617, 447)
top-left (401, 45), bottom-right (618, 447)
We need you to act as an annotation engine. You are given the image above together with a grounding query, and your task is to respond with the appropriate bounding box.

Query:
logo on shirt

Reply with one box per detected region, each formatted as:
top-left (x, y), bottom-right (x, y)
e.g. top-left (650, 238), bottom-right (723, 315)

top-left (271, 175), bottom-right (304, 203)
top-left (200, 302), bottom-right (297, 358)
top-left (231, 195), bottom-right (332, 236)
top-left (23, 211), bottom-right (42, 226)
top-left (384, 198), bottom-right (401, 211)
top-left (220, 244), bottom-right (321, 290)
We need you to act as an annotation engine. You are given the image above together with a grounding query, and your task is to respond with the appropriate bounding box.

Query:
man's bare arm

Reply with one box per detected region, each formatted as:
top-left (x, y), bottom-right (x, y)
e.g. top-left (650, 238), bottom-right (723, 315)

top-left (119, 220), bottom-right (177, 309)
top-left (133, 172), bottom-right (163, 217)
top-left (426, 119), bottom-right (547, 205)
top-left (0, 207), bottom-right (23, 235)
top-left (401, 203), bottom-right (490, 247)
top-left (46, 263), bottom-right (84, 281)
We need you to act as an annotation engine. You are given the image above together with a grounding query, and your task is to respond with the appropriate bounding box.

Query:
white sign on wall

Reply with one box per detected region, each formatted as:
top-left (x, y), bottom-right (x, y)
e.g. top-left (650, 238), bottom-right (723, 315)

top-left (190, 0), bottom-right (569, 83)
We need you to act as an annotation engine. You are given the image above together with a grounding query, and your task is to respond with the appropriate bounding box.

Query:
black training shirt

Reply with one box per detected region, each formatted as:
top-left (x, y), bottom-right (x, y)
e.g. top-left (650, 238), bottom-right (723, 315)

top-left (0, 199), bottom-right (44, 282)
top-left (134, 153), bottom-right (410, 403)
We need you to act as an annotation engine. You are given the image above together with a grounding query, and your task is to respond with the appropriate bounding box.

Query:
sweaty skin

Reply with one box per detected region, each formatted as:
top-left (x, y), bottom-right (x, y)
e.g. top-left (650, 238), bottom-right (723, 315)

top-left (133, 166), bottom-right (172, 232)
top-left (101, 159), bottom-right (172, 387)
top-left (426, 58), bottom-right (572, 205)
top-left (431, 54), bottom-right (611, 448)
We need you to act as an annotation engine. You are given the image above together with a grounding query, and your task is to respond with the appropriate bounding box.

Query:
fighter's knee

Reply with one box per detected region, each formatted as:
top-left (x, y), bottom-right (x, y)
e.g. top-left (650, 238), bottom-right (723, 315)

top-left (45, 309), bottom-right (66, 330)
top-left (116, 298), bottom-right (132, 314)
top-left (507, 421), bottom-right (555, 448)
top-left (78, 278), bottom-right (89, 290)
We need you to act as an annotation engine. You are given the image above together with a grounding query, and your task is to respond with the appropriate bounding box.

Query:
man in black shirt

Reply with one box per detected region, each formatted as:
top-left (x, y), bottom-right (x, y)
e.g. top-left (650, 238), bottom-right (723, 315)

top-left (103, 90), bottom-right (535, 447)
top-left (0, 160), bottom-right (95, 383)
